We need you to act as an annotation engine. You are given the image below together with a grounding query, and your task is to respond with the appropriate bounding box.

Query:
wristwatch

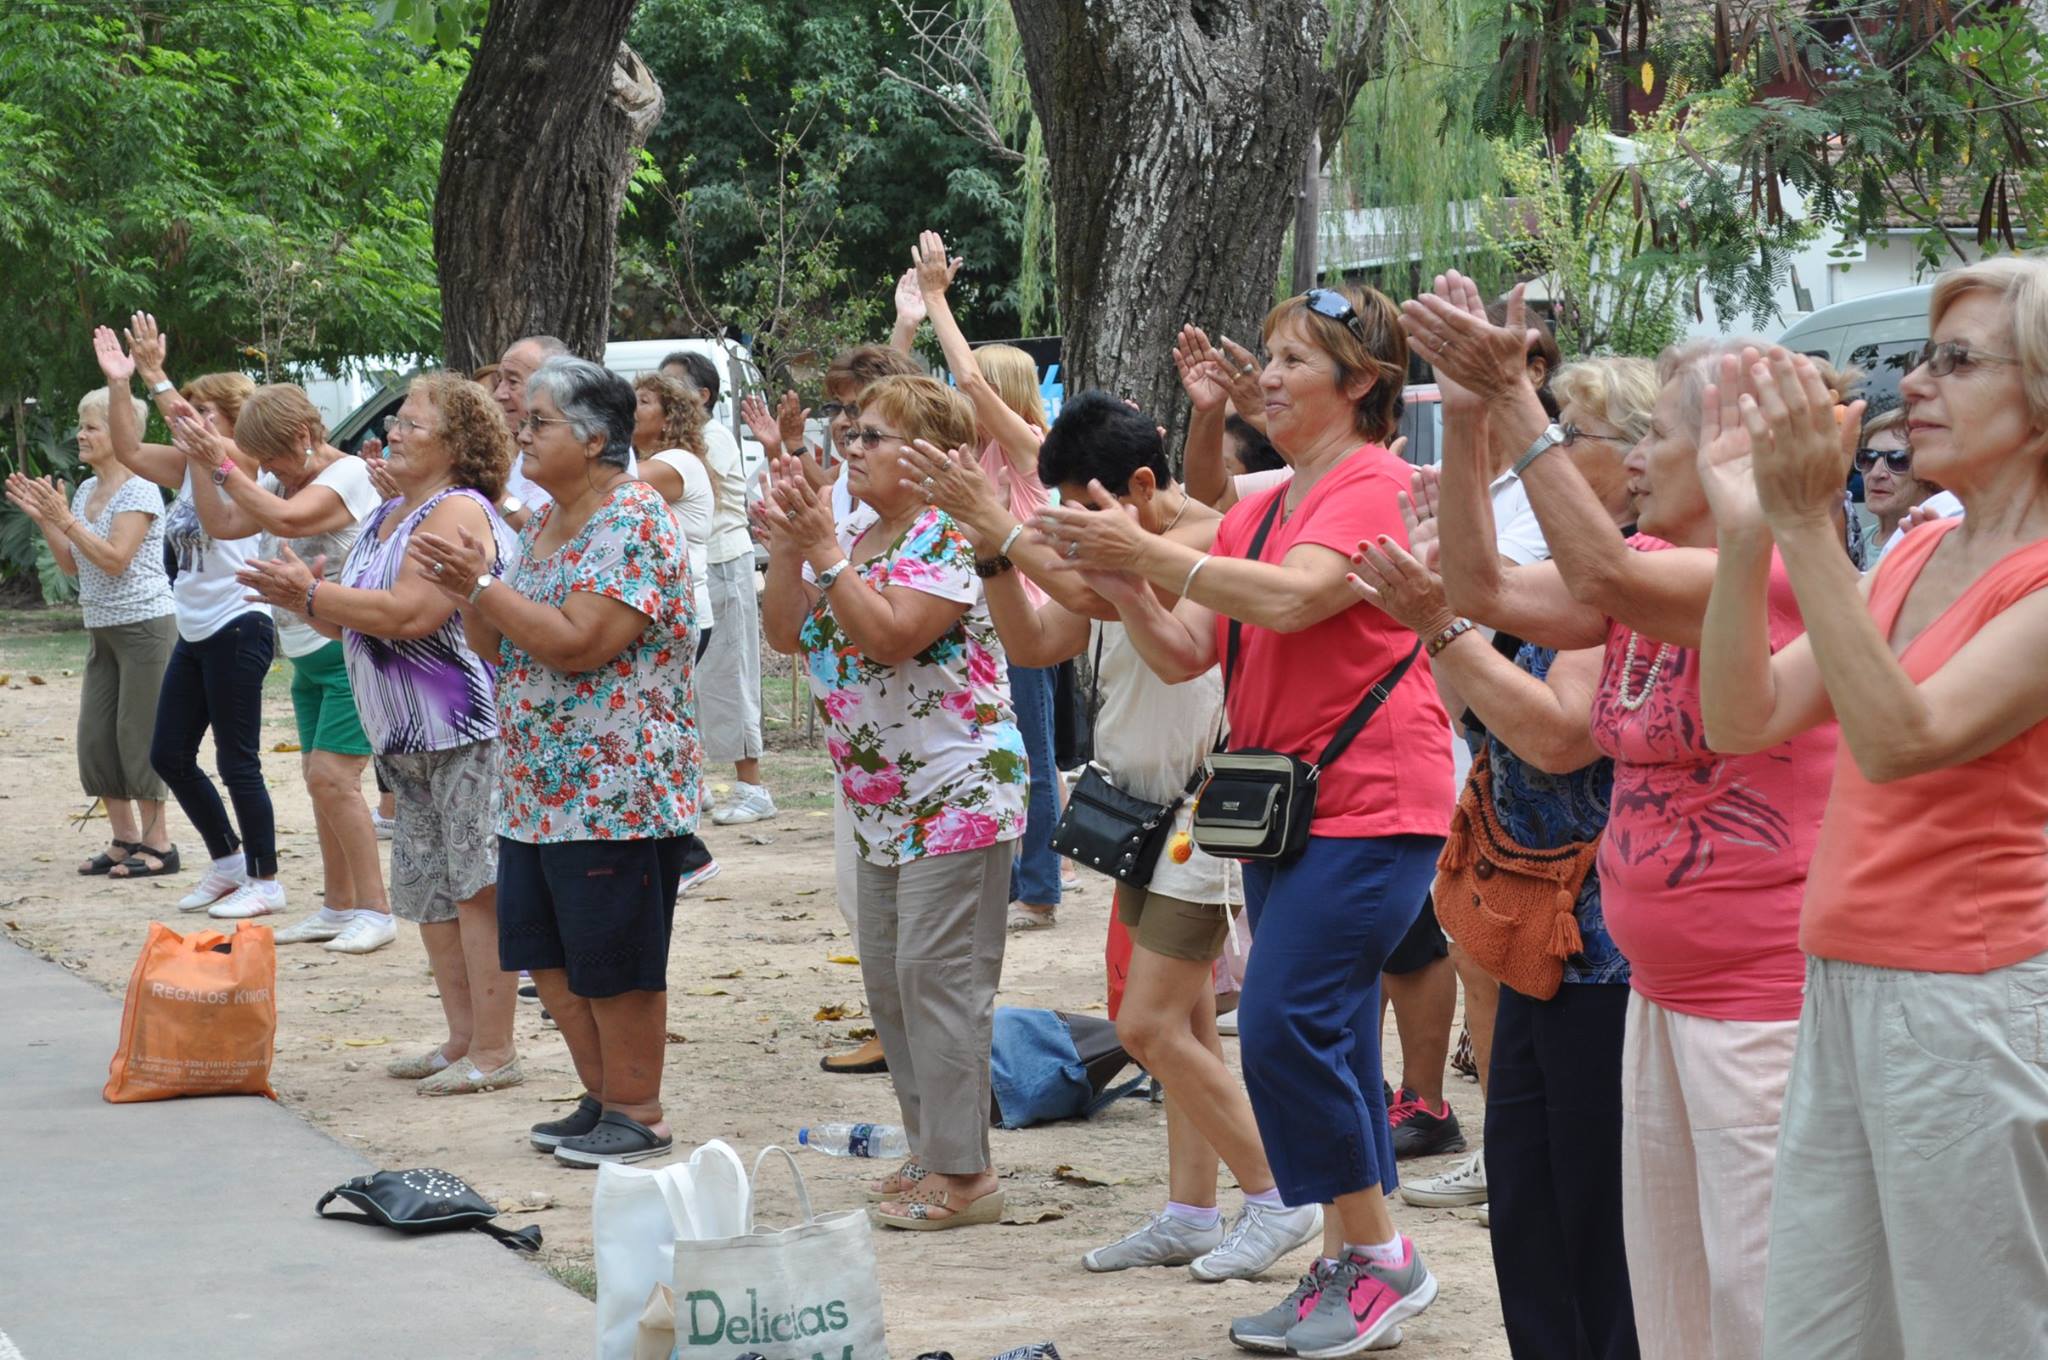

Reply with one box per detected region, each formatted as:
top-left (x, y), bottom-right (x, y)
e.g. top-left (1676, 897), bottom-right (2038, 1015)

top-left (210, 457), bottom-right (236, 487)
top-left (973, 555), bottom-right (1014, 579)
top-left (1511, 423), bottom-right (1568, 477)
top-left (815, 559), bottom-right (850, 592)
top-left (148, 379), bottom-right (175, 396)
top-left (468, 573), bottom-right (496, 604)
top-left (500, 496), bottom-right (523, 518)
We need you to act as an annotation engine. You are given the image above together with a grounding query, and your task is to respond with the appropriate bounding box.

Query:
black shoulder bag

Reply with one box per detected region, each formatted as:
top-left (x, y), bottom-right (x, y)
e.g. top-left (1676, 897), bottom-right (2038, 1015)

top-left (1048, 629), bottom-right (1204, 887)
top-left (1189, 492), bottom-right (1421, 863)
top-left (316, 1168), bottom-right (543, 1253)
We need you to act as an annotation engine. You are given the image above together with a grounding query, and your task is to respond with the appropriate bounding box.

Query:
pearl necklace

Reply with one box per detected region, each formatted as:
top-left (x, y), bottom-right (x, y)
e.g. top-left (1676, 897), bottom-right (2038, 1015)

top-left (1615, 629), bottom-right (1673, 712)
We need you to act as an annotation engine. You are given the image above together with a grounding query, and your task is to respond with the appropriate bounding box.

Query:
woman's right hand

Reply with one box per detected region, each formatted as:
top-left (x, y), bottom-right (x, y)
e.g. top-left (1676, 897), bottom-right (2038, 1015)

top-left (774, 390), bottom-right (810, 452)
top-left (1695, 352), bottom-right (1768, 539)
top-left (1214, 335), bottom-right (1267, 423)
top-left (92, 326), bottom-right (136, 385)
top-left (900, 438), bottom-right (1000, 525)
top-left (1397, 463), bottom-right (1443, 572)
top-left (1173, 326), bottom-right (1232, 414)
top-left (740, 394), bottom-right (785, 458)
top-left (1347, 535), bottom-right (1455, 638)
top-left (125, 312), bottom-right (169, 384)
top-left (236, 545), bottom-right (322, 612)
top-left (4, 472), bottom-right (67, 527)
top-left (892, 267), bottom-right (928, 328)
top-left (913, 230), bottom-right (962, 297)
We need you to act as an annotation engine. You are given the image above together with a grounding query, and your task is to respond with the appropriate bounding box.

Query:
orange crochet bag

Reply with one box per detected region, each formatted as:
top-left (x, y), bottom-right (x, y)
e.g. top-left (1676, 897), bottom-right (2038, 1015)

top-left (1433, 749), bottom-right (1601, 1001)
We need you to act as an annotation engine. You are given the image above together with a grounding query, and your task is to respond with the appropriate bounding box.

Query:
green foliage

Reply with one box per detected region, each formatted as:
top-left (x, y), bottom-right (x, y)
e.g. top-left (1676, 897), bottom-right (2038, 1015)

top-left (0, 409), bottom-right (82, 604)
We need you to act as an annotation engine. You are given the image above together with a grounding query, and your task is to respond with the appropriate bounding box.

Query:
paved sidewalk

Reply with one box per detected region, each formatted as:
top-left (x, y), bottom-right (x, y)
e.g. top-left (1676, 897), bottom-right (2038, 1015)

top-left (0, 940), bottom-right (592, 1359)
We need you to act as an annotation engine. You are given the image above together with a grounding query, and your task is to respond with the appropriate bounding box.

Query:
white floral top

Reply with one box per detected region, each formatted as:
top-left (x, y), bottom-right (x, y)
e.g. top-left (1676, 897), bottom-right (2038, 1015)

top-left (800, 507), bottom-right (1028, 866)
top-left (70, 476), bottom-right (173, 629)
top-left (497, 480), bottom-right (702, 844)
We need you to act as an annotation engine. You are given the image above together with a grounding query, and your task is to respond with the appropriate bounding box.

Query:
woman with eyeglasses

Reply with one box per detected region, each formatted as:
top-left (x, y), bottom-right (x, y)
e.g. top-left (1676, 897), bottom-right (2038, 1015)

top-left (1409, 272), bottom-right (1849, 1360)
top-left (1698, 258), bottom-right (2048, 1359)
top-left (1041, 284), bottom-right (1454, 1355)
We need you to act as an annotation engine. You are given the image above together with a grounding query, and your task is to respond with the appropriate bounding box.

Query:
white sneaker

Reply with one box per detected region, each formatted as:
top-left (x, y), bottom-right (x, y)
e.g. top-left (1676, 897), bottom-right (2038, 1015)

top-left (1477, 1201), bottom-right (1490, 1227)
top-left (678, 859), bottom-right (722, 896)
top-left (1189, 1201), bottom-right (1324, 1282)
top-left (371, 810), bottom-right (396, 841)
top-left (710, 783), bottom-right (778, 826)
top-left (273, 909), bottom-right (350, 944)
top-left (177, 865), bottom-right (246, 912)
top-left (1082, 1211), bottom-right (1225, 1272)
top-left (1398, 1149), bottom-right (1488, 1207)
top-left (208, 880), bottom-right (286, 919)
top-left (1216, 1007), bottom-right (1240, 1036)
top-left (325, 912), bottom-right (397, 954)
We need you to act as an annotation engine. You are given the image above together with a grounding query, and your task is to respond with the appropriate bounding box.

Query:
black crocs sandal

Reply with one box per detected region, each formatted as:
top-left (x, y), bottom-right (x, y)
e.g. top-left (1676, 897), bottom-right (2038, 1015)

top-left (529, 1094), bottom-right (604, 1151)
top-left (552, 1111), bottom-right (673, 1167)
top-left (79, 840), bottom-right (141, 876)
top-left (109, 844), bottom-right (181, 879)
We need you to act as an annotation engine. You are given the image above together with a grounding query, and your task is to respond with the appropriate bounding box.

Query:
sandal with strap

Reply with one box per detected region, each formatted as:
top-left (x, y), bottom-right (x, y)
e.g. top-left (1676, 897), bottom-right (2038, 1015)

top-left (108, 844), bottom-right (181, 879)
top-left (876, 1184), bottom-right (1005, 1232)
top-left (865, 1161), bottom-right (927, 1202)
top-left (79, 840), bottom-right (141, 876)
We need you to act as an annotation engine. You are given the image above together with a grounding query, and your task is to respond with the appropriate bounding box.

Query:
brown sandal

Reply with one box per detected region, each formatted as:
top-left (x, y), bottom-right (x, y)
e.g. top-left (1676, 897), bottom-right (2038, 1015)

top-left (864, 1161), bottom-right (927, 1202)
top-left (876, 1184), bottom-right (1005, 1231)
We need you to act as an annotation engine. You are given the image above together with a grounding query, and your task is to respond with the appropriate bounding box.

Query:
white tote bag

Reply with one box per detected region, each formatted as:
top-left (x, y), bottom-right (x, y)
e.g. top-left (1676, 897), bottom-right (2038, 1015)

top-left (594, 1138), bottom-right (752, 1360)
top-left (672, 1146), bottom-right (889, 1360)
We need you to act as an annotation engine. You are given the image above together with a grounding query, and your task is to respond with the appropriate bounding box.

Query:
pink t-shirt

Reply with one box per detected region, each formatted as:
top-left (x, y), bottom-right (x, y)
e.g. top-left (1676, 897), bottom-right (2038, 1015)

top-left (982, 438), bottom-right (1050, 609)
top-left (1588, 536), bottom-right (1836, 1022)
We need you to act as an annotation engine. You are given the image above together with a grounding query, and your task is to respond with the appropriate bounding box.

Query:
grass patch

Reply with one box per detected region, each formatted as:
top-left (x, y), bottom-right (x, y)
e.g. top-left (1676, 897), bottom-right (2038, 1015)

top-left (0, 615), bottom-right (291, 698)
top-left (544, 1254), bottom-right (598, 1301)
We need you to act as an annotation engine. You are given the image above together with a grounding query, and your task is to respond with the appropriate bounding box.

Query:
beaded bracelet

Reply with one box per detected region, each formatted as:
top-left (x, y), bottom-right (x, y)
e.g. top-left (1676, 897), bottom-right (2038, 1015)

top-left (305, 580), bottom-right (320, 620)
top-left (1425, 617), bottom-right (1474, 658)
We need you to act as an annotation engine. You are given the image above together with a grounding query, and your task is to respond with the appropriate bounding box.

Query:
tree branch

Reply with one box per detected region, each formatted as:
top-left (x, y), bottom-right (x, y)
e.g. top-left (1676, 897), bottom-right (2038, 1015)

top-left (1319, 0), bottom-right (1392, 161)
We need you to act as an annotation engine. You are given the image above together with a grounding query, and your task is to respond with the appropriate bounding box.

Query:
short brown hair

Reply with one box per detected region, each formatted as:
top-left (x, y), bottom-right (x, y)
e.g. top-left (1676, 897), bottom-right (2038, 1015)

top-left (182, 372), bottom-right (256, 433)
top-left (235, 384), bottom-right (326, 462)
top-left (409, 373), bottom-right (510, 501)
top-left (857, 375), bottom-right (976, 453)
top-left (1261, 284), bottom-right (1408, 443)
top-left (632, 372), bottom-right (707, 457)
top-left (825, 344), bottom-right (920, 404)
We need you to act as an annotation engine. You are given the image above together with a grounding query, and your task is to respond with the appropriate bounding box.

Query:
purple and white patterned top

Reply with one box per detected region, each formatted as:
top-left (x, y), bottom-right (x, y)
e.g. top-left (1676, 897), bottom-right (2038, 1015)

top-left (339, 488), bottom-right (517, 756)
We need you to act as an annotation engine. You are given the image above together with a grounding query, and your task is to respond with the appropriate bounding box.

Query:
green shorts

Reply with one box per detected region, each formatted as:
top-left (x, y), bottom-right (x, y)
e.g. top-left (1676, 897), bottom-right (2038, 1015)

top-left (289, 641), bottom-right (372, 756)
top-left (1115, 883), bottom-right (1230, 963)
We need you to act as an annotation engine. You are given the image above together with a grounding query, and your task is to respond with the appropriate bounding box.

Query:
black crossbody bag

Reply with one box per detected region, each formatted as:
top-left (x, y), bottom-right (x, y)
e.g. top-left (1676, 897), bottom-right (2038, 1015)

top-left (1190, 492), bottom-right (1421, 863)
top-left (1048, 631), bottom-right (1207, 886)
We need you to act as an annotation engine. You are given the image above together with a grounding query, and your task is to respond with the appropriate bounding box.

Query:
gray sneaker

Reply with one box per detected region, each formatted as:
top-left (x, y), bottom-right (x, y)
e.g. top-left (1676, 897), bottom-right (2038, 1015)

top-left (1230, 1261), bottom-right (1345, 1354)
top-left (1284, 1241), bottom-right (1436, 1358)
top-left (1190, 1201), bottom-right (1324, 1281)
top-left (1081, 1210), bottom-right (1224, 1272)
top-left (711, 783), bottom-right (777, 826)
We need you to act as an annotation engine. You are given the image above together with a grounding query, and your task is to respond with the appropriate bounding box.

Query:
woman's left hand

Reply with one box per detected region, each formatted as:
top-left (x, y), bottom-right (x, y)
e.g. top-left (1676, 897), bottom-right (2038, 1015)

top-left (768, 454), bottom-right (837, 556)
top-left (912, 230), bottom-right (963, 298)
top-left (170, 411), bottom-right (232, 469)
top-left (409, 525), bottom-right (493, 602)
top-left (1744, 347), bottom-right (1864, 528)
top-left (1401, 272), bottom-right (1538, 409)
top-left (1347, 535), bottom-right (1455, 637)
top-left (4, 472), bottom-right (68, 526)
top-left (236, 545), bottom-right (320, 611)
top-left (1032, 482), bottom-right (1148, 571)
top-left (900, 438), bottom-right (999, 521)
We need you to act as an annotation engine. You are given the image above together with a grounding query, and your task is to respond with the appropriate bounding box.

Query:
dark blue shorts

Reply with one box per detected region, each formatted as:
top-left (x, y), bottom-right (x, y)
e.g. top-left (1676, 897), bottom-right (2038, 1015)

top-left (496, 835), bottom-right (687, 998)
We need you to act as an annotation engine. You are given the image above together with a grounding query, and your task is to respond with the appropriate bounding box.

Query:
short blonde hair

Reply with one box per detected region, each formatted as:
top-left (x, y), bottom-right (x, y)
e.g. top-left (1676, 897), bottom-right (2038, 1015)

top-left (858, 375), bottom-right (977, 454)
top-left (1862, 406), bottom-right (1907, 442)
top-left (973, 344), bottom-right (1046, 430)
top-left (1930, 255), bottom-right (2048, 433)
top-left (182, 372), bottom-right (256, 433)
top-left (1261, 284), bottom-right (1408, 443)
top-left (234, 384), bottom-right (326, 462)
top-left (1551, 357), bottom-right (1659, 444)
top-left (78, 386), bottom-right (146, 429)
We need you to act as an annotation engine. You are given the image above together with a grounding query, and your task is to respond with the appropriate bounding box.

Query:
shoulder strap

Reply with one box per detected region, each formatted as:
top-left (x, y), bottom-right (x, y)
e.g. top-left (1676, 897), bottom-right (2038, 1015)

top-left (1222, 491), bottom-right (1288, 699)
top-left (1086, 625), bottom-right (1105, 723)
top-left (1309, 642), bottom-right (1422, 779)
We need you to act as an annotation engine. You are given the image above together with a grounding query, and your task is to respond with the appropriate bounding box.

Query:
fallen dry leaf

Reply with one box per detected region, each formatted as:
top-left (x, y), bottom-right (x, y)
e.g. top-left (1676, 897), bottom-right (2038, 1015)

top-left (341, 1037), bottom-right (389, 1048)
top-left (709, 967), bottom-right (743, 979)
top-left (1052, 1165), bottom-right (1125, 1188)
top-left (828, 954), bottom-right (860, 966)
top-left (812, 1003), bottom-right (866, 1022)
top-left (794, 888), bottom-right (820, 898)
top-left (26, 674), bottom-right (45, 686)
top-left (664, 1030), bottom-right (690, 1044)
top-left (847, 1026), bottom-right (876, 1040)
top-left (1001, 1208), bottom-right (1066, 1226)
top-left (542, 1090), bottom-right (585, 1103)
top-left (312, 994), bottom-right (364, 1014)
top-left (688, 986), bottom-right (729, 997)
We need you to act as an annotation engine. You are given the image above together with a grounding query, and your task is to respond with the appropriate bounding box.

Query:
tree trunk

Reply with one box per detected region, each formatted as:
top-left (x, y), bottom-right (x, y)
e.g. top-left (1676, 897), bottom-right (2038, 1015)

top-left (434, 0), bottom-right (662, 372)
top-left (1008, 0), bottom-right (1339, 448)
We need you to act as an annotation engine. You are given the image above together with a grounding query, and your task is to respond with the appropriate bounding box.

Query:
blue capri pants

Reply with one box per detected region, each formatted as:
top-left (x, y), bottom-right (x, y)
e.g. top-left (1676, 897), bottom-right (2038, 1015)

top-left (1239, 833), bottom-right (1443, 1206)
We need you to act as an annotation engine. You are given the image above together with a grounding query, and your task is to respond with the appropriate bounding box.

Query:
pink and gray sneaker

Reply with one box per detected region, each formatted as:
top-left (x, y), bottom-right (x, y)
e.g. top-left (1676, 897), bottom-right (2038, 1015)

top-left (1283, 1237), bottom-right (1436, 1357)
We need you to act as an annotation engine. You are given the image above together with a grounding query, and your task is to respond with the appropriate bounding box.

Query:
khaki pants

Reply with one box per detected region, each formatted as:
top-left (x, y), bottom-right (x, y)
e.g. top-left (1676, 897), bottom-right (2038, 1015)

top-left (833, 789), bottom-right (860, 952)
top-left (856, 842), bottom-right (1014, 1175)
top-left (79, 616), bottom-right (176, 801)
top-left (1621, 992), bottom-right (1799, 1360)
top-left (1761, 952), bottom-right (2048, 1360)
top-left (697, 557), bottom-right (762, 763)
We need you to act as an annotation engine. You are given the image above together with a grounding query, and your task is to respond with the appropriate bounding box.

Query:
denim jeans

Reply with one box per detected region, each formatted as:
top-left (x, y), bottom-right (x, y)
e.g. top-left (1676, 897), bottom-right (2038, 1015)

top-left (1007, 662), bottom-right (1062, 907)
top-left (150, 611), bottom-right (277, 876)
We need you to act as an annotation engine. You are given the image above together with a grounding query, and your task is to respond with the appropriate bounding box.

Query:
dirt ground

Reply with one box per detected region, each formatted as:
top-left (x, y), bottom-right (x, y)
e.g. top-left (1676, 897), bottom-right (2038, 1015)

top-left (0, 626), bottom-right (1507, 1360)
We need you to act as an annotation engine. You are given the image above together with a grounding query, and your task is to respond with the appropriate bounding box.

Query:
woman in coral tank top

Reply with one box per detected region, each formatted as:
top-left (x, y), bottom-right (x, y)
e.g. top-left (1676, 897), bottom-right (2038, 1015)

top-left (1699, 258), bottom-right (2048, 1360)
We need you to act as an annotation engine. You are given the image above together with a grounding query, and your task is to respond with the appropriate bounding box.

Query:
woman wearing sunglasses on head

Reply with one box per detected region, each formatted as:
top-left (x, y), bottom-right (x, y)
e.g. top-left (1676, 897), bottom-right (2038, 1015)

top-left (1698, 257), bottom-right (2048, 1360)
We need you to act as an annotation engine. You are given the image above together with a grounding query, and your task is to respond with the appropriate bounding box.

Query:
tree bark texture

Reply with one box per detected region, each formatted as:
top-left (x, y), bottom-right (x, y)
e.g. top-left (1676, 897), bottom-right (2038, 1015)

top-left (434, 0), bottom-right (662, 372)
top-left (1009, 0), bottom-right (1351, 449)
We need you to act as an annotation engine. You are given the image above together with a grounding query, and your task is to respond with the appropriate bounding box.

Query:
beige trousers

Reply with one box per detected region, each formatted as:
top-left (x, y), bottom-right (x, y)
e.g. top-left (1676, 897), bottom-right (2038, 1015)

top-left (1620, 991), bottom-right (1799, 1360)
top-left (855, 842), bottom-right (1013, 1175)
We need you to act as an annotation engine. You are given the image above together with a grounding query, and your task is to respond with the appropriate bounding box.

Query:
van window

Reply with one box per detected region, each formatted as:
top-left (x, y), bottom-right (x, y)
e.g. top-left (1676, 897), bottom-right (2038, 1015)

top-left (1847, 339), bottom-right (1924, 418)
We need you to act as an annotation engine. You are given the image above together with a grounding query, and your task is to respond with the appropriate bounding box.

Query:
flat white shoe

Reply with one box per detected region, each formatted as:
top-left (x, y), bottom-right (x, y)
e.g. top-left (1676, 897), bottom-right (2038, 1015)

top-left (324, 914), bottom-right (397, 954)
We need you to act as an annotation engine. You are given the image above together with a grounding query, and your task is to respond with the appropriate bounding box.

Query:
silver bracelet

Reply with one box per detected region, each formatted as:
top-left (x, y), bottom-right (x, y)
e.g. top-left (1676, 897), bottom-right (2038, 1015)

top-left (1180, 553), bottom-right (1212, 601)
top-left (998, 523), bottom-right (1025, 559)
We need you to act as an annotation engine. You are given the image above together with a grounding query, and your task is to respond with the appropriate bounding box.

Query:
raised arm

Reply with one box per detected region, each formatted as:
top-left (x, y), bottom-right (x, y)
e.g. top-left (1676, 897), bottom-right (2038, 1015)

top-left (888, 268), bottom-right (926, 355)
top-left (1175, 326), bottom-right (1237, 510)
top-left (93, 323), bottom-right (186, 489)
top-left (915, 231), bottom-right (1040, 474)
top-left (174, 416), bottom-right (355, 541)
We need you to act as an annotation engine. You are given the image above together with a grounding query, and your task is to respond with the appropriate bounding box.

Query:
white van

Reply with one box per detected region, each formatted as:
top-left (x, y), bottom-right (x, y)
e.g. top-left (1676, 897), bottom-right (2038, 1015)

top-left (1776, 285), bottom-right (1932, 417)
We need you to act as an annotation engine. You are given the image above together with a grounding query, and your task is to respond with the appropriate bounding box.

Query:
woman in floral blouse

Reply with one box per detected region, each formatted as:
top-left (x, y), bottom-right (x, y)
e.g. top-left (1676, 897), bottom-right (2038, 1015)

top-left (761, 374), bottom-right (1027, 1230)
top-left (412, 356), bottom-right (701, 1168)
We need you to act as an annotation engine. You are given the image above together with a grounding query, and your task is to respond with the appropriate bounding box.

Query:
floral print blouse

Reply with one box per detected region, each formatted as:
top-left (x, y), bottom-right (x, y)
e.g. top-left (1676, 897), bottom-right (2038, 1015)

top-left (799, 507), bottom-right (1028, 867)
top-left (497, 480), bottom-right (701, 844)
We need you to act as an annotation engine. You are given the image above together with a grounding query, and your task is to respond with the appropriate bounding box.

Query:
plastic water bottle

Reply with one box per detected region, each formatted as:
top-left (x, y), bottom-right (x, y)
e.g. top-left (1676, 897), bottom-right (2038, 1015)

top-left (796, 1122), bottom-right (909, 1158)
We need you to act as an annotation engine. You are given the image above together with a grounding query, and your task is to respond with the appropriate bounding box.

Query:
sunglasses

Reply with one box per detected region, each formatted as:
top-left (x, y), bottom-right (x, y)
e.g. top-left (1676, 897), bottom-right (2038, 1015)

top-left (819, 402), bottom-right (856, 419)
top-left (1917, 340), bottom-right (2018, 378)
top-left (1853, 447), bottom-right (1912, 475)
top-left (844, 427), bottom-right (905, 451)
top-left (1304, 288), bottom-right (1368, 343)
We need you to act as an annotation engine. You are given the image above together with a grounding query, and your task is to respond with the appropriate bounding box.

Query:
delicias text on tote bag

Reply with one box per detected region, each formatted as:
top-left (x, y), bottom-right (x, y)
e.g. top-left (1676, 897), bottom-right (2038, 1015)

top-left (594, 1139), bottom-right (752, 1360)
top-left (104, 921), bottom-right (277, 1102)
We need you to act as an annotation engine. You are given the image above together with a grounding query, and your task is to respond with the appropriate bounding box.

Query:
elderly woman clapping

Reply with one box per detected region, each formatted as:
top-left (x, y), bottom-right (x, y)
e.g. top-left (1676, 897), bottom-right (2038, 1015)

top-left (1697, 257), bottom-right (2048, 1359)
top-left (409, 356), bottom-right (702, 1164)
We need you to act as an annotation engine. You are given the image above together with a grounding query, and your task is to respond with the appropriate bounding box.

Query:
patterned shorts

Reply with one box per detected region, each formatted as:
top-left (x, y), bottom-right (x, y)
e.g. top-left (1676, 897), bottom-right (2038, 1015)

top-left (377, 741), bottom-right (501, 924)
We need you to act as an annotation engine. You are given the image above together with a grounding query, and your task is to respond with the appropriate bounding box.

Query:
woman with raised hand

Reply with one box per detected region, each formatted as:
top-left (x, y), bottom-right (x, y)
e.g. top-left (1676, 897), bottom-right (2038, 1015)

top-left (1040, 284), bottom-right (1453, 1356)
top-left (5, 385), bottom-right (177, 879)
top-left (1696, 257), bottom-right (2048, 1360)
top-left (93, 316), bottom-right (277, 915)
top-left (174, 384), bottom-right (385, 939)
top-left (410, 356), bottom-right (700, 1162)
top-left (1408, 272), bottom-right (1844, 1360)
top-left (913, 229), bottom-right (1065, 933)
top-left (759, 373), bottom-right (1027, 1230)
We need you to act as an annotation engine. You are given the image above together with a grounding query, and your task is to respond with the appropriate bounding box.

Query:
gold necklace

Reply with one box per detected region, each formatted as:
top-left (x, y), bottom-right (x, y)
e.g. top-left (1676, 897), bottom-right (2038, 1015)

top-left (1616, 629), bottom-right (1673, 712)
top-left (1160, 490), bottom-right (1189, 534)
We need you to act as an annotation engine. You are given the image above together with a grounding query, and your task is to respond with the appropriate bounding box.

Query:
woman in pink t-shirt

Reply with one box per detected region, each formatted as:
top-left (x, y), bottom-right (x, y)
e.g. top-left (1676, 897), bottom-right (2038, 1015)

top-left (1410, 273), bottom-right (1848, 1360)
top-left (1698, 261), bottom-right (2048, 1359)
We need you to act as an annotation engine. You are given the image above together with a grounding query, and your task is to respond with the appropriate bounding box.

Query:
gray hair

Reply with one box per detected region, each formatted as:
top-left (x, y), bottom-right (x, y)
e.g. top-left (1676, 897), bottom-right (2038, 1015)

top-left (78, 385), bottom-right (146, 428)
top-left (526, 355), bottom-right (636, 469)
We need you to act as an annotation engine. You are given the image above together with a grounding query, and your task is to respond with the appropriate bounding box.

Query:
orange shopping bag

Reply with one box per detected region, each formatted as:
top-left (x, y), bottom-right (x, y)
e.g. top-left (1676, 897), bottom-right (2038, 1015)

top-left (103, 921), bottom-right (278, 1103)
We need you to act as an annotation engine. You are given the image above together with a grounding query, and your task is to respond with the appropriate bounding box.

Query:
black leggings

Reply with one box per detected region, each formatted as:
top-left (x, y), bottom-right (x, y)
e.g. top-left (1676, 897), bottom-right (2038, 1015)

top-left (150, 612), bottom-right (278, 877)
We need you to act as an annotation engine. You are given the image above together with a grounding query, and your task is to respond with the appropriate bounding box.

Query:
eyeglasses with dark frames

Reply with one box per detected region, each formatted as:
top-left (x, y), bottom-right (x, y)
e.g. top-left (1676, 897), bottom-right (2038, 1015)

top-left (845, 426), bottom-right (906, 450)
top-left (1853, 446), bottom-right (1912, 475)
top-left (1917, 340), bottom-right (2018, 378)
